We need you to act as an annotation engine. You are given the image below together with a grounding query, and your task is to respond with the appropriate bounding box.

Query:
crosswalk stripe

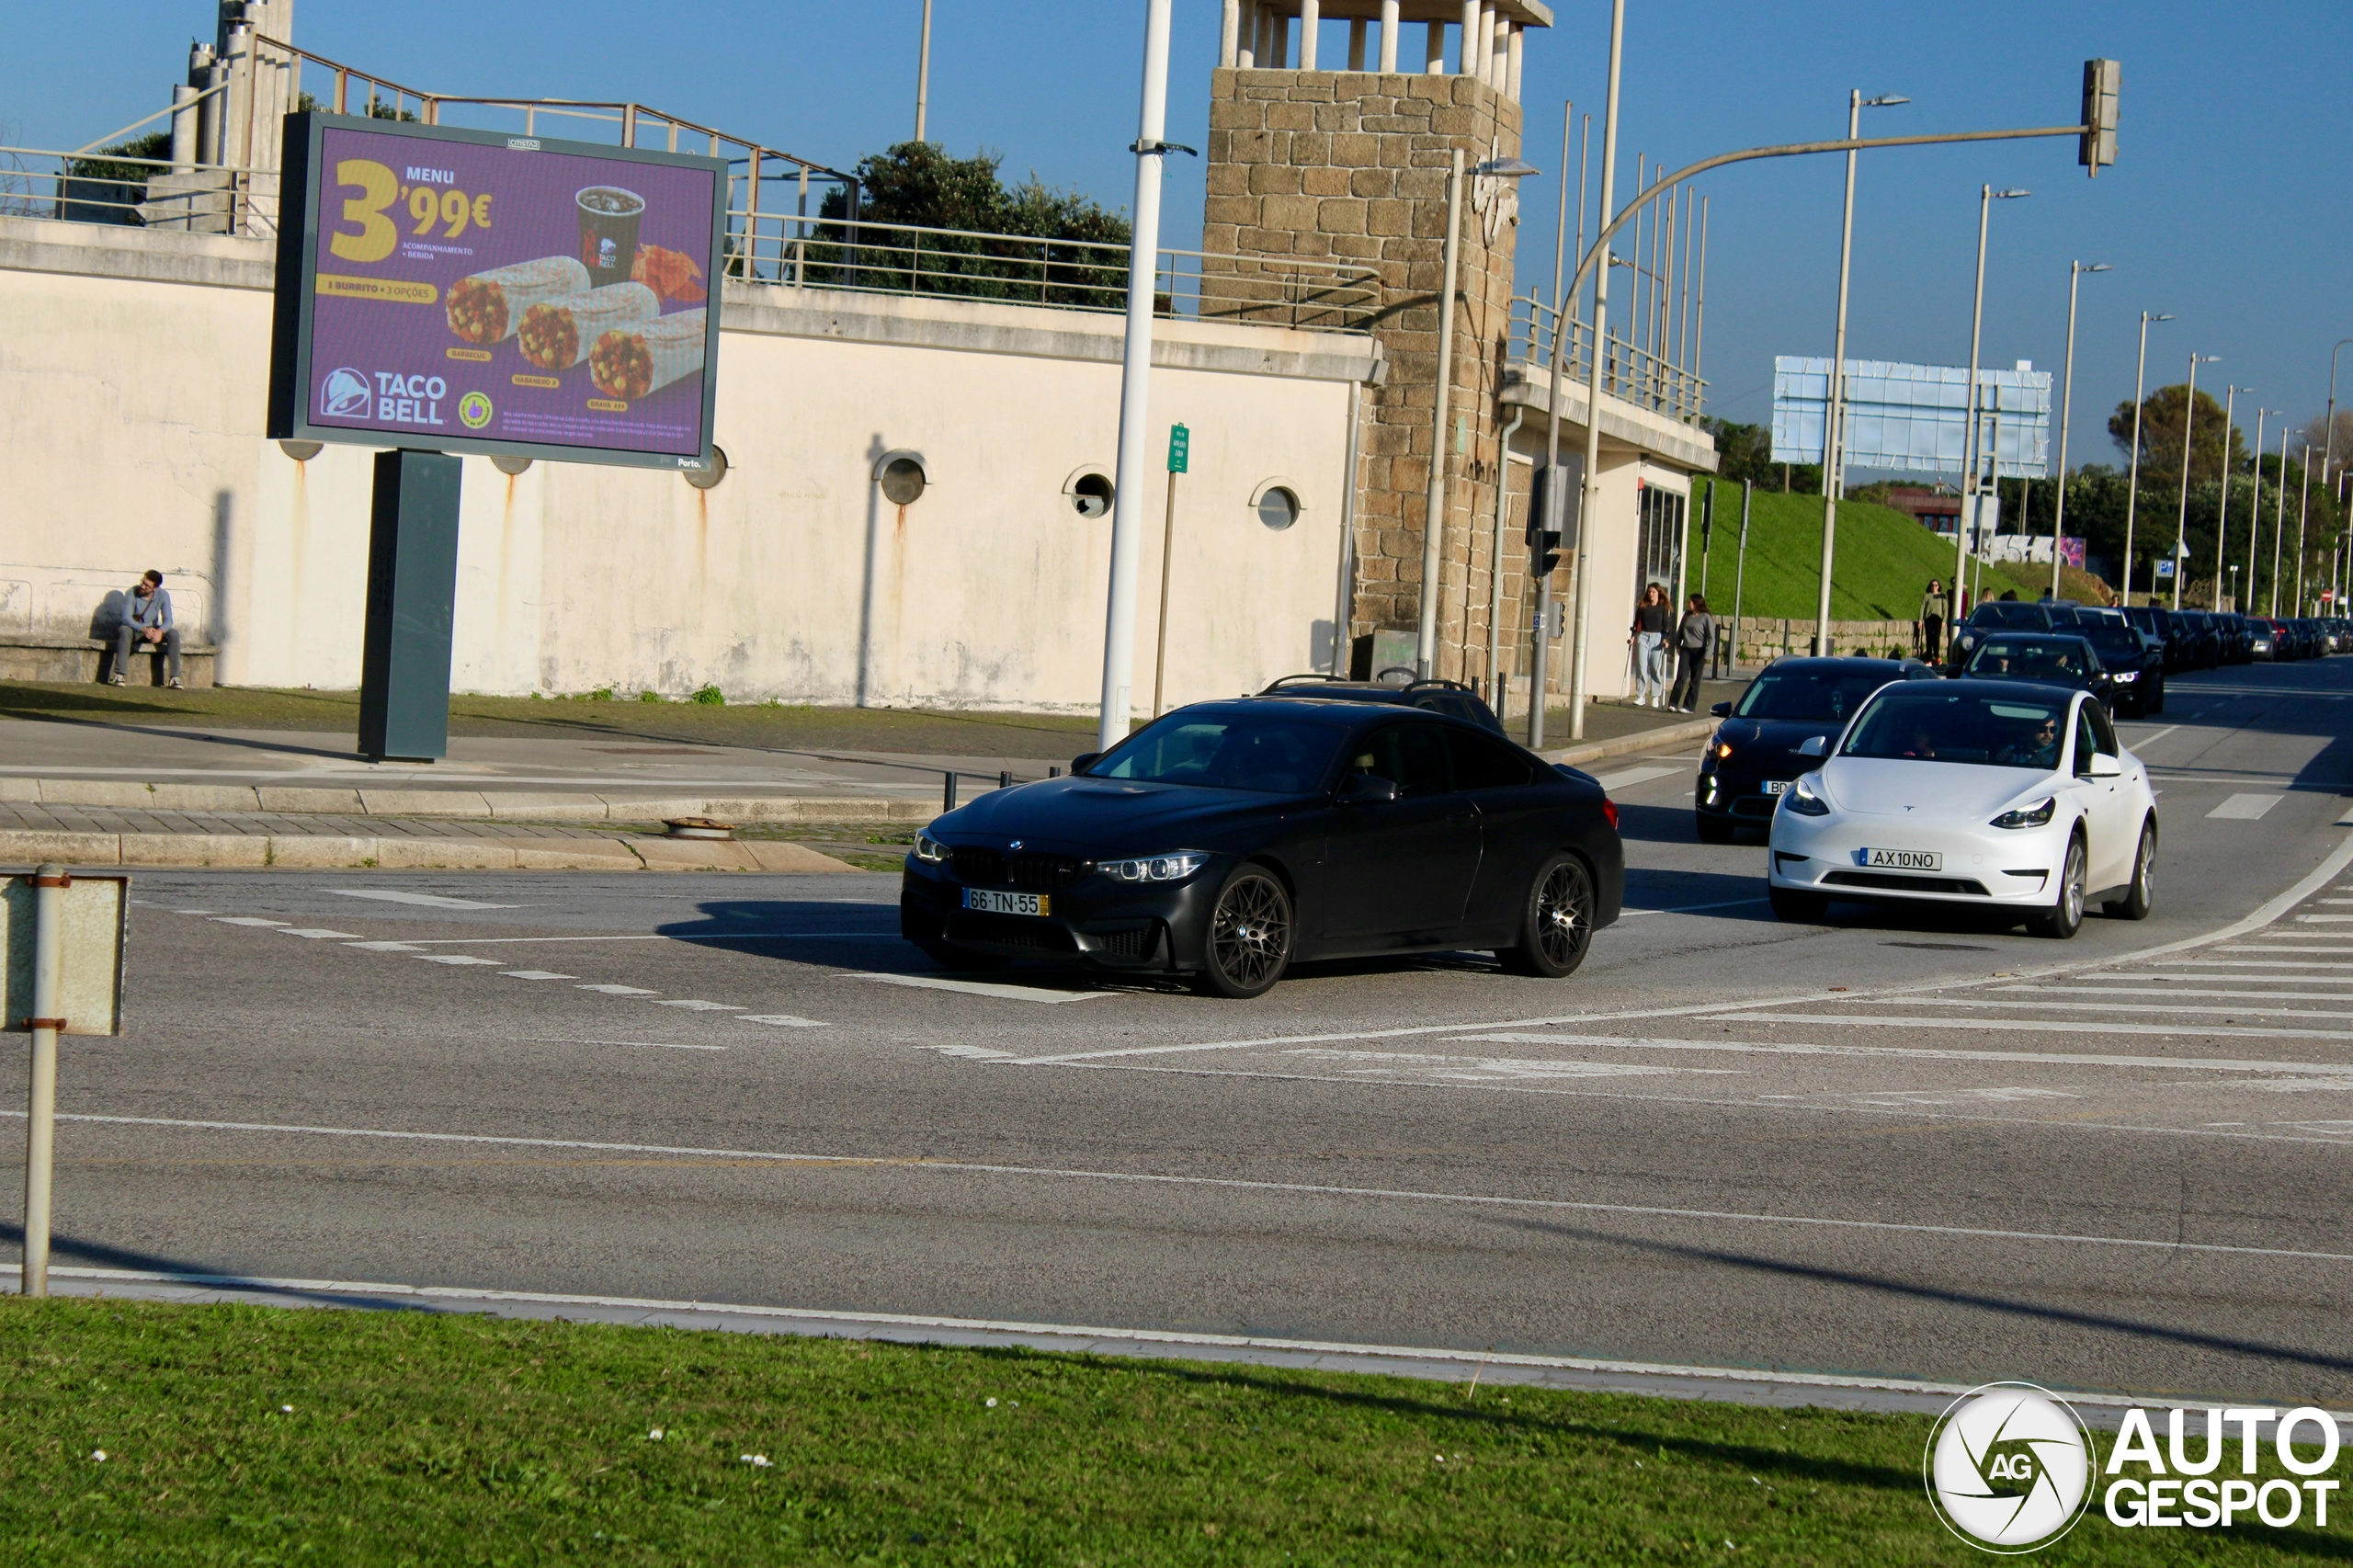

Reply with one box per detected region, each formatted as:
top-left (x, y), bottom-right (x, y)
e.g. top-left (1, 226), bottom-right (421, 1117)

top-left (1836, 997), bottom-right (2353, 1020)
top-left (2208, 793), bottom-right (2285, 820)
top-left (859, 973), bottom-right (1108, 1005)
top-left (1706, 1011), bottom-right (2353, 1044)
top-left (1452, 1032), bottom-right (2353, 1074)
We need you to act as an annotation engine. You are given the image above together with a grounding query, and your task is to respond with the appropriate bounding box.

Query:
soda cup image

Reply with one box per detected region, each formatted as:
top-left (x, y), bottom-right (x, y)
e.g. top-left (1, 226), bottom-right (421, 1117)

top-left (576, 187), bottom-right (645, 284)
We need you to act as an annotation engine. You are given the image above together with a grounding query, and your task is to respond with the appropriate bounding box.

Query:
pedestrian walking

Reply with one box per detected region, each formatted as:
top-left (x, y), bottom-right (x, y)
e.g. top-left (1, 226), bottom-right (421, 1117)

top-left (1917, 578), bottom-right (1945, 665)
top-left (1669, 593), bottom-right (1713, 712)
top-left (1630, 583), bottom-right (1672, 708)
top-left (110, 569), bottom-right (181, 688)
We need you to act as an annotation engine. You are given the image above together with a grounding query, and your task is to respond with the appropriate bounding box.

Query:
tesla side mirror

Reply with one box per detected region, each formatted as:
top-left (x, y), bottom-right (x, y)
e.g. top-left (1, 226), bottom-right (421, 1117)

top-left (2088, 753), bottom-right (2122, 778)
top-left (1336, 772), bottom-right (1403, 805)
top-left (1710, 701), bottom-right (1731, 717)
top-left (1795, 735), bottom-right (1828, 758)
top-left (1071, 752), bottom-right (1102, 775)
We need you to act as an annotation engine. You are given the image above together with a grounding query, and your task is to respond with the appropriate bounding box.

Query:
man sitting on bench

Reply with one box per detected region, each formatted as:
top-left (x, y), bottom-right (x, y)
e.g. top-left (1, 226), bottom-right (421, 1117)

top-left (111, 569), bottom-right (181, 688)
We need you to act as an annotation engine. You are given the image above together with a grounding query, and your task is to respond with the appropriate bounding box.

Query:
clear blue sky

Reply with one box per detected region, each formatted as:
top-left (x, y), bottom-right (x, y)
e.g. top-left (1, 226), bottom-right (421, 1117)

top-left (8, 1), bottom-right (2347, 463)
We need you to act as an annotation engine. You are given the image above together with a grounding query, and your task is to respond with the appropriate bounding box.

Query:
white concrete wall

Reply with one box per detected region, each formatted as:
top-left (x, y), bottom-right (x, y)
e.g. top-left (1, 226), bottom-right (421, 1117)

top-left (0, 218), bottom-right (1374, 715)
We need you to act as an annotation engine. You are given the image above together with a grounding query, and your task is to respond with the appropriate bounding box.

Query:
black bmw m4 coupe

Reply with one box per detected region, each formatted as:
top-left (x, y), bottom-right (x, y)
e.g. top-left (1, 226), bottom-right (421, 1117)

top-left (900, 698), bottom-right (1624, 998)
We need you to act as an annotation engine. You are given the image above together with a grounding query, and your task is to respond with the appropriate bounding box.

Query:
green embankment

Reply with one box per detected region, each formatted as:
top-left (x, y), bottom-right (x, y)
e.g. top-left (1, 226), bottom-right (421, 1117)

top-left (1680, 484), bottom-right (2041, 620)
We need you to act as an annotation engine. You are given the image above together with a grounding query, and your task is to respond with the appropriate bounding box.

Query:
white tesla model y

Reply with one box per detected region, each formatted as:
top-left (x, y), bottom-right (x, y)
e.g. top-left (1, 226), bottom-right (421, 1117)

top-left (1766, 679), bottom-right (2157, 938)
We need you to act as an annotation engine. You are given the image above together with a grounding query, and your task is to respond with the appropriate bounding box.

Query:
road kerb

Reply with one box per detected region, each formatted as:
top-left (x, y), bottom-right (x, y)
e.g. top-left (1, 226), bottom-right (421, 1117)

top-left (0, 827), bottom-right (856, 873)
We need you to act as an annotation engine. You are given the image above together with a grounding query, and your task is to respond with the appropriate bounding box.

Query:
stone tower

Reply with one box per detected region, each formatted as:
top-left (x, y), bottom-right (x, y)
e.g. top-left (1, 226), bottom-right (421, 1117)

top-left (1204, 0), bottom-right (1549, 687)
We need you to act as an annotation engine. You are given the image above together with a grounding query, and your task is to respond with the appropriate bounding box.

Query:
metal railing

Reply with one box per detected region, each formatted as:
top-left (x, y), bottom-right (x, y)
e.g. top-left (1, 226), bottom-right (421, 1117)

top-left (1508, 292), bottom-right (1707, 423)
top-left (0, 145), bottom-right (278, 236)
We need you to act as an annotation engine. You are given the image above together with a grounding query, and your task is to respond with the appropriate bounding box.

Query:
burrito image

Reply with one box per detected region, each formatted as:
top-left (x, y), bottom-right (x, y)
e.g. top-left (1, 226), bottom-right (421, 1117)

top-left (516, 282), bottom-right (659, 370)
top-left (445, 255), bottom-right (590, 345)
top-left (589, 309), bottom-right (707, 401)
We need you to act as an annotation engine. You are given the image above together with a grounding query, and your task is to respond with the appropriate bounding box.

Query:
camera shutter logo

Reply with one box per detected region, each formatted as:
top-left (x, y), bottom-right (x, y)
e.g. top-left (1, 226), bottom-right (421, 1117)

top-left (320, 368), bottom-right (370, 418)
top-left (1924, 1382), bottom-right (2095, 1552)
top-left (458, 391), bottom-right (494, 430)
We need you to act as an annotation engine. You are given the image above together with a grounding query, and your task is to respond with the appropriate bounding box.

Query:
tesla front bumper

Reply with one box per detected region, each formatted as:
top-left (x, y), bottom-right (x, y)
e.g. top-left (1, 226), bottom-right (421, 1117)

top-left (1767, 793), bottom-right (2067, 908)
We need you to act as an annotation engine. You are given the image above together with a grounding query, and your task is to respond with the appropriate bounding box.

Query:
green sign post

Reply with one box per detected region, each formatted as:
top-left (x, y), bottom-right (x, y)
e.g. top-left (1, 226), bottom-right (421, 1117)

top-left (1154, 425), bottom-right (1189, 715)
top-left (1167, 423), bottom-right (1189, 473)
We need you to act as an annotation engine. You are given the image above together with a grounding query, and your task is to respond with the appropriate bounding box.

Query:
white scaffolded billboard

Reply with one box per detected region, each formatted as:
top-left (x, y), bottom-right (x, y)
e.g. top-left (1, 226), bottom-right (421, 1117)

top-left (1772, 358), bottom-right (2052, 479)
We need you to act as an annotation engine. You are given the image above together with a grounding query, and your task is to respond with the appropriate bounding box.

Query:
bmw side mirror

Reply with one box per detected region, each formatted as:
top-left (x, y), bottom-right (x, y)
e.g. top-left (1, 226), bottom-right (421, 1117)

top-left (1709, 701), bottom-right (1731, 717)
top-left (1071, 752), bottom-right (1102, 775)
top-left (1796, 735), bottom-right (1828, 758)
top-left (1336, 772), bottom-right (1403, 805)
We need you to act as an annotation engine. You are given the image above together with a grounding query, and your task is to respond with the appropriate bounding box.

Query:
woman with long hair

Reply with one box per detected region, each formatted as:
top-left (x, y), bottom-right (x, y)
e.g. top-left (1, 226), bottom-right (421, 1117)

top-left (1630, 582), bottom-right (1672, 708)
top-left (1669, 592), bottom-right (1714, 712)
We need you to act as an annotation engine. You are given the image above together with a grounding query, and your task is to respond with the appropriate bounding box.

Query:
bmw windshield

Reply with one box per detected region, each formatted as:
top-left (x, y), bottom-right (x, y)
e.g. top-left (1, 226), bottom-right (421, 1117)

top-left (1088, 714), bottom-right (1345, 793)
top-left (1841, 689), bottom-right (2071, 769)
top-left (1732, 669), bottom-right (1889, 722)
top-left (1963, 638), bottom-right (2093, 680)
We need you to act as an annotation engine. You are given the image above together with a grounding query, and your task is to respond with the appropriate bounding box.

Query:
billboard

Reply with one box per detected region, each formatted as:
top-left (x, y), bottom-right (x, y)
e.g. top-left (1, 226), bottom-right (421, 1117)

top-left (268, 114), bottom-right (725, 471)
top-left (1771, 358), bottom-right (2052, 479)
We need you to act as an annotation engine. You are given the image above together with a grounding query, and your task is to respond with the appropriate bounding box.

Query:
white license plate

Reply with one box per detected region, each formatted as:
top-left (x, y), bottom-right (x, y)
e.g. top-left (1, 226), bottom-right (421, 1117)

top-left (963, 888), bottom-right (1050, 917)
top-left (1762, 780), bottom-right (1790, 796)
top-left (1860, 848), bottom-right (1941, 871)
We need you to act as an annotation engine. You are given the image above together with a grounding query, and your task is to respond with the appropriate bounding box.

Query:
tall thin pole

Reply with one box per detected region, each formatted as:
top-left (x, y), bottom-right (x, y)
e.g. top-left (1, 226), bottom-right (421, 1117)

top-left (2118, 312), bottom-right (2165, 607)
top-left (1153, 463), bottom-right (1178, 717)
top-left (1677, 183), bottom-right (1694, 374)
top-left (1953, 186), bottom-right (1994, 627)
top-left (2050, 261), bottom-right (2105, 601)
top-left (2297, 437), bottom-right (2313, 612)
top-left (2211, 386), bottom-right (2240, 611)
top-left (1551, 100), bottom-right (1571, 360)
top-left (1564, 0), bottom-right (1625, 742)
top-left (1416, 148), bottom-right (1465, 678)
top-left (2325, 339), bottom-right (2353, 522)
top-left (1692, 196), bottom-right (1709, 386)
top-left (2271, 423), bottom-right (2290, 616)
top-left (2173, 354), bottom-right (2211, 610)
top-left (1731, 478), bottom-right (1751, 667)
top-left (1095, 0), bottom-right (1175, 755)
top-left (1813, 90), bottom-right (1864, 656)
top-left (915, 0), bottom-right (935, 142)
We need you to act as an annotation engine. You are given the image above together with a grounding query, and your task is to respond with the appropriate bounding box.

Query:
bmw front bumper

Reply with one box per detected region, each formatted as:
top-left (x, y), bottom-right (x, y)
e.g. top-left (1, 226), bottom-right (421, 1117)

top-left (900, 858), bottom-right (1221, 971)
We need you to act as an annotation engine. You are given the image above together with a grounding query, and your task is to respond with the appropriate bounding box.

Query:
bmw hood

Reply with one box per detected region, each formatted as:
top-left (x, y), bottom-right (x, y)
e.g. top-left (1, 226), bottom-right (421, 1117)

top-left (932, 776), bottom-right (1306, 851)
top-left (1818, 756), bottom-right (2052, 817)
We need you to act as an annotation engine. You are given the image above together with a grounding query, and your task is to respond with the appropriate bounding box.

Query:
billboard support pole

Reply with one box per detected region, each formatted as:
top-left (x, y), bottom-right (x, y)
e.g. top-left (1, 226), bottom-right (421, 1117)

top-left (358, 450), bottom-right (464, 763)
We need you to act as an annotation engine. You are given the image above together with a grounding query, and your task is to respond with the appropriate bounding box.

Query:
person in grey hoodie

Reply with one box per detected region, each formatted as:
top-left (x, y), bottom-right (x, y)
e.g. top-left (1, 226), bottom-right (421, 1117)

top-left (1669, 593), bottom-right (1714, 712)
top-left (111, 570), bottom-right (180, 688)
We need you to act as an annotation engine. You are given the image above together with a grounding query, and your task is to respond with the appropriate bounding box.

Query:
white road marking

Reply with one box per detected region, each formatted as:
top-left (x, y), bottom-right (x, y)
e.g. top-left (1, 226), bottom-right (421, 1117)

top-left (2122, 724), bottom-right (2181, 747)
top-left (406, 931), bottom-right (900, 945)
top-left (1592, 765), bottom-right (1684, 791)
top-left (512, 1036), bottom-right (725, 1052)
top-left (1616, 895), bottom-right (1771, 920)
top-left (739, 1016), bottom-right (830, 1028)
top-left (211, 916), bottom-right (289, 927)
top-left (2209, 793), bottom-right (2285, 820)
top-left (278, 928), bottom-right (363, 940)
top-left (2298, 916), bottom-right (2353, 925)
top-left (11, 1108), bottom-right (2348, 1267)
top-left (1707, 1011), bottom-right (2353, 1044)
top-left (576, 984), bottom-right (657, 995)
top-left (416, 954), bottom-right (503, 967)
top-left (499, 971), bottom-right (576, 981)
top-left (1452, 1031), bottom-right (2353, 1075)
top-left (2002, 984), bottom-right (2353, 1004)
top-left (173, 909), bottom-right (221, 915)
top-left (343, 940), bottom-right (426, 953)
top-left (1288, 1048), bottom-right (1737, 1081)
top-left (329, 889), bottom-right (519, 910)
top-left (653, 1000), bottom-right (742, 1011)
top-left (1835, 996), bottom-right (2353, 1020)
top-left (859, 973), bottom-right (1108, 1004)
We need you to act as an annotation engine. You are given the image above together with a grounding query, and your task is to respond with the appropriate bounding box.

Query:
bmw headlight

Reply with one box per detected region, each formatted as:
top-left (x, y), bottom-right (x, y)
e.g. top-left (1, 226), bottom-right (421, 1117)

top-left (1097, 851), bottom-right (1208, 882)
top-left (2113, 670), bottom-right (2139, 681)
top-left (1783, 778), bottom-right (1831, 817)
top-left (1990, 797), bottom-right (2057, 830)
top-left (914, 832), bottom-right (949, 864)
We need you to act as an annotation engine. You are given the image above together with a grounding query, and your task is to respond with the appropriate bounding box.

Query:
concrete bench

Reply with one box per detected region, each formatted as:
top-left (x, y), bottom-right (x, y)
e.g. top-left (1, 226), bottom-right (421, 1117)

top-left (0, 634), bottom-right (218, 688)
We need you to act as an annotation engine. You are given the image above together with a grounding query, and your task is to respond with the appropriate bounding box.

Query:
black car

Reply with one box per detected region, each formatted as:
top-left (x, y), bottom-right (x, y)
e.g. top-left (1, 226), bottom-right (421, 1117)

top-left (1948, 600), bottom-right (2065, 666)
top-left (2067, 608), bottom-right (2165, 715)
top-left (2175, 609), bottom-right (2224, 669)
top-left (2121, 604), bottom-right (2185, 672)
top-left (900, 699), bottom-right (1625, 997)
top-left (1694, 656), bottom-right (1936, 842)
top-left (1955, 632), bottom-right (2120, 710)
top-left (1257, 673), bottom-right (1506, 734)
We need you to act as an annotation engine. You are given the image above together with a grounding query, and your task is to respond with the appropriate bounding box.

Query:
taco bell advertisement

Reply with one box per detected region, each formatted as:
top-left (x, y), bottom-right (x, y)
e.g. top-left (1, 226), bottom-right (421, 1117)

top-left (270, 115), bottom-right (724, 469)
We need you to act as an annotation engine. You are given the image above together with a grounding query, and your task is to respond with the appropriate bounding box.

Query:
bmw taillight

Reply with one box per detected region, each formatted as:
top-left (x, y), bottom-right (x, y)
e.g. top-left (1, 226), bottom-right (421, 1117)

top-left (1602, 798), bottom-right (1620, 831)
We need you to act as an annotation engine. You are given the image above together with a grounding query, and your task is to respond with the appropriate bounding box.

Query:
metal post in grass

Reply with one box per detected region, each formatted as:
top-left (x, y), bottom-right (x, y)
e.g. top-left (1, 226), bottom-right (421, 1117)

top-left (1730, 479), bottom-right (1751, 676)
top-left (18, 866), bottom-right (65, 1297)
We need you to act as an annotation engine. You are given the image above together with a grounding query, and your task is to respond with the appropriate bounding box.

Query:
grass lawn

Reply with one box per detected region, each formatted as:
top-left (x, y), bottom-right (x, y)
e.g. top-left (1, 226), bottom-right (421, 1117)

top-left (0, 1299), bottom-right (2334, 1563)
top-left (1681, 487), bottom-right (2110, 623)
top-left (0, 681), bottom-right (1105, 761)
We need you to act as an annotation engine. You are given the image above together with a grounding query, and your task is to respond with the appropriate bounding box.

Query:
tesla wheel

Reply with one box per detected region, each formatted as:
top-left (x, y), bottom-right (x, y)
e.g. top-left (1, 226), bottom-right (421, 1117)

top-left (2030, 833), bottom-right (2088, 938)
top-left (1768, 886), bottom-right (1828, 924)
top-left (1197, 866), bottom-right (1293, 998)
top-left (2102, 822), bottom-right (2156, 920)
top-left (1696, 812), bottom-right (1735, 845)
top-left (1499, 852), bottom-right (1595, 978)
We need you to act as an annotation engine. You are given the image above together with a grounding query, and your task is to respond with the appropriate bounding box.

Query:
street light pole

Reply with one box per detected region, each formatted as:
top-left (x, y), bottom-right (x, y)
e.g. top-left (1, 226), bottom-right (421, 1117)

top-left (2049, 260), bottom-right (2109, 600)
top-left (1812, 90), bottom-right (1906, 655)
top-left (1417, 147), bottom-right (1466, 680)
top-left (2173, 354), bottom-right (2218, 610)
top-left (1953, 186), bottom-right (2029, 631)
top-left (1094, 0), bottom-right (1175, 755)
top-left (2117, 311), bottom-right (2172, 607)
top-left (2296, 437), bottom-right (2313, 612)
top-left (2270, 421), bottom-right (2290, 616)
top-left (1561, 0), bottom-right (1624, 744)
top-left (2326, 337), bottom-right (2353, 514)
top-left (2211, 384), bottom-right (2243, 610)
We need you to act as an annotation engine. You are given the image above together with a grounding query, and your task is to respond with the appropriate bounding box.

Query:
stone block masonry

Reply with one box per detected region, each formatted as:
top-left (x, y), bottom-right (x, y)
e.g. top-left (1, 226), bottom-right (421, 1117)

top-left (1207, 67), bottom-right (1527, 688)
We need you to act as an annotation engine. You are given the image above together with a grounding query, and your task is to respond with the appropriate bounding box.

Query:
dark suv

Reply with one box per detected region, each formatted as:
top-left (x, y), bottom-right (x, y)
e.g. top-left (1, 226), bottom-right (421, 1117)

top-left (2067, 608), bottom-right (2165, 714)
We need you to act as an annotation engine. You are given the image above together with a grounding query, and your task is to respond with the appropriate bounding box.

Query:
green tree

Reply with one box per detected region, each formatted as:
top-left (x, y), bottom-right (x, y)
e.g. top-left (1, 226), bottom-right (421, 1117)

top-left (2109, 383), bottom-right (2245, 490)
top-left (1702, 418), bottom-right (1814, 492)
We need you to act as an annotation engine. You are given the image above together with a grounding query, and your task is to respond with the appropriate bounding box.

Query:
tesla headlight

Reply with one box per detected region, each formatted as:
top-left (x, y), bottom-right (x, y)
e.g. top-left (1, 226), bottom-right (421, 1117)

top-left (1990, 797), bottom-right (2057, 830)
top-left (1783, 778), bottom-right (1831, 817)
top-left (1097, 851), bottom-right (1208, 882)
top-left (913, 832), bottom-right (949, 864)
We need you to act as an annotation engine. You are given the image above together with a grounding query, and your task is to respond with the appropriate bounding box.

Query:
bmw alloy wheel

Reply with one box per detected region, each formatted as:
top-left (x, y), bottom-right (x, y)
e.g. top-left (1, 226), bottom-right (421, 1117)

top-left (1199, 868), bottom-right (1293, 997)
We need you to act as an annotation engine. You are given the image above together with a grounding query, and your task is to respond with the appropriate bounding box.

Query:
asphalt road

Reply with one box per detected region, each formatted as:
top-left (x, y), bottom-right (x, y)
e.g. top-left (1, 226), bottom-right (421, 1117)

top-left (14, 657), bottom-right (2353, 1408)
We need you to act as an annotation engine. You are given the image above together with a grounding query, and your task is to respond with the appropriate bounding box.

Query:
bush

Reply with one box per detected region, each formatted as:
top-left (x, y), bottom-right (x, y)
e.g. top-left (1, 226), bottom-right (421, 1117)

top-left (692, 685), bottom-right (725, 706)
top-left (638, 690), bottom-right (662, 703)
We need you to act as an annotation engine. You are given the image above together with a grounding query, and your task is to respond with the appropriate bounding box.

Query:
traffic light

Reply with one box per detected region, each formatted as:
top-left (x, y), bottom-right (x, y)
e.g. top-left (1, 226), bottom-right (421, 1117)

top-left (2079, 59), bottom-right (2120, 176)
top-left (1527, 461), bottom-right (1578, 576)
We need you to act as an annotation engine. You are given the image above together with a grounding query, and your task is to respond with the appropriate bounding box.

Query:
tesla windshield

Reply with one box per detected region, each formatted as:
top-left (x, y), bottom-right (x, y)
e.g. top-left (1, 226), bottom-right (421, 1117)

top-left (1732, 668), bottom-right (1890, 722)
top-left (1088, 715), bottom-right (1344, 793)
top-left (1965, 638), bottom-right (2091, 679)
top-left (1841, 690), bottom-right (2070, 768)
